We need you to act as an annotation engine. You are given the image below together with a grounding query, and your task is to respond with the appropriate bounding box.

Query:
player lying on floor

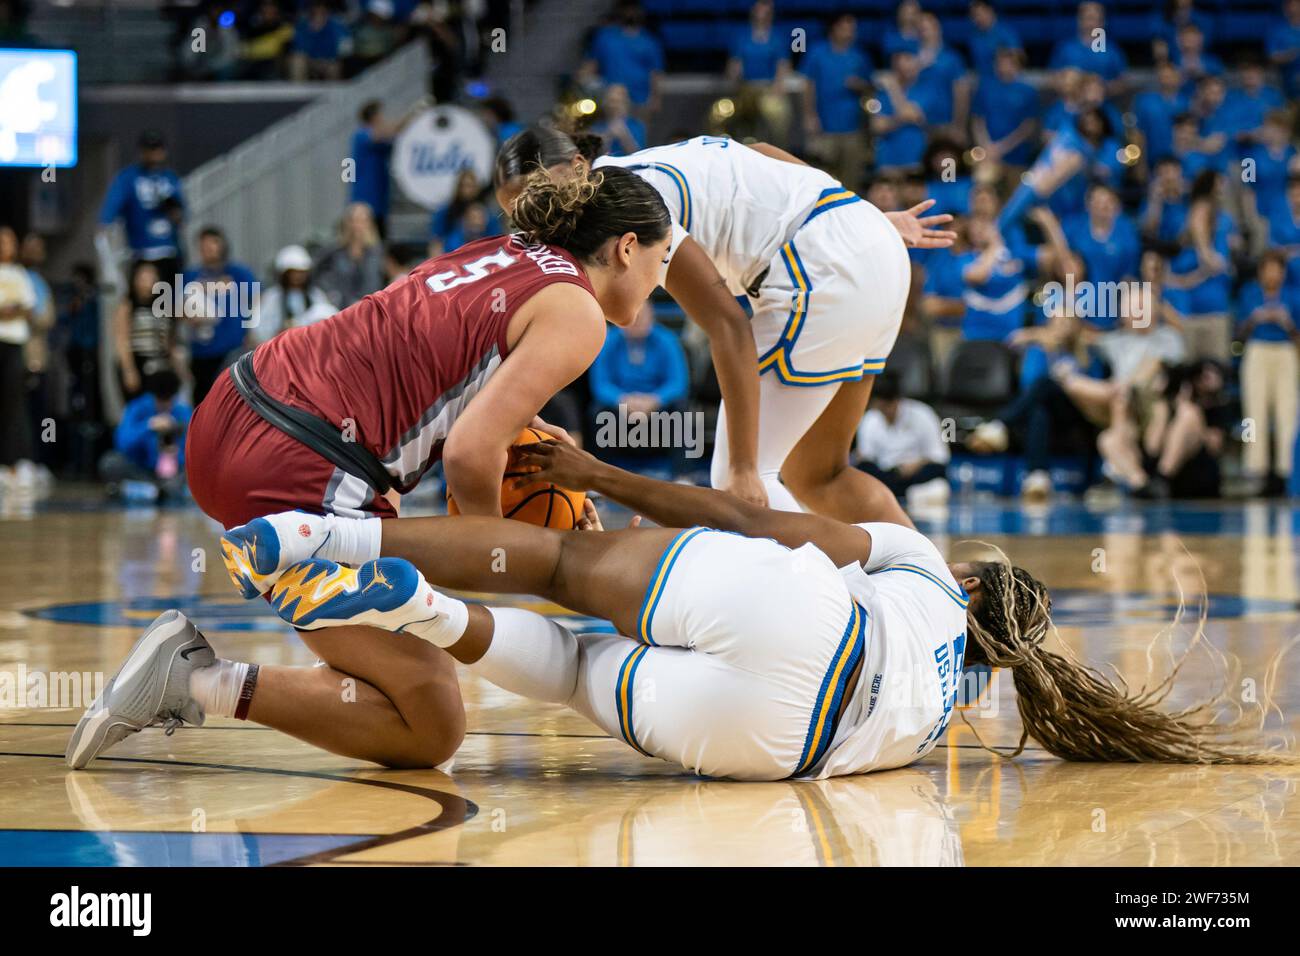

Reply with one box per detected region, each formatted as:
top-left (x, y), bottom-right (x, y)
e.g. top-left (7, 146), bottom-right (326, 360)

top-left (69, 444), bottom-right (1292, 777)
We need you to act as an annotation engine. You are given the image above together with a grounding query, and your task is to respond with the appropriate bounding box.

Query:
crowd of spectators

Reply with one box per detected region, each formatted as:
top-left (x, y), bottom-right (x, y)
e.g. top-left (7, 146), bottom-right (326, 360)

top-left (574, 0), bottom-right (1298, 503)
top-left (539, 0), bottom-right (1300, 502)
top-left (0, 0), bottom-right (503, 93)
top-left (173, 0), bottom-right (504, 95)
top-left (0, 123), bottom-right (415, 502)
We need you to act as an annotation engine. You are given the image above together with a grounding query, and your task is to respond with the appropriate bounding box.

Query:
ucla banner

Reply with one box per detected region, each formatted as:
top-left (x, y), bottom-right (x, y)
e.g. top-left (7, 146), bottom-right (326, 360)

top-left (391, 105), bottom-right (495, 210)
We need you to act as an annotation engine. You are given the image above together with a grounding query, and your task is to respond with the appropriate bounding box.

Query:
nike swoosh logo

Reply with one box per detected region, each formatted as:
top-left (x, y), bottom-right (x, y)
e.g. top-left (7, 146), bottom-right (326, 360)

top-left (179, 645), bottom-right (207, 661)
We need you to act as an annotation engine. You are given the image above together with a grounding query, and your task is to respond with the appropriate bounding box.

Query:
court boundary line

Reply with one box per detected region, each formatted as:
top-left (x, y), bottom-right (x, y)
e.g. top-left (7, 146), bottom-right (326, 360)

top-left (0, 750), bottom-right (478, 867)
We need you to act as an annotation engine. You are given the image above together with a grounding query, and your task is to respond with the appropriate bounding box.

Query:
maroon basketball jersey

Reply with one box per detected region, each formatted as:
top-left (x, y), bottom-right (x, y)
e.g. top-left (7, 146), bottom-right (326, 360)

top-left (253, 234), bottom-right (593, 492)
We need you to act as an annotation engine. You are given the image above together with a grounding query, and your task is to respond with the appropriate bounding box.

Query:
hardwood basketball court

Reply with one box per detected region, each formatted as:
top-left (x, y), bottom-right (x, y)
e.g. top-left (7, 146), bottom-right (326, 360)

top-left (2, 494), bottom-right (1297, 866)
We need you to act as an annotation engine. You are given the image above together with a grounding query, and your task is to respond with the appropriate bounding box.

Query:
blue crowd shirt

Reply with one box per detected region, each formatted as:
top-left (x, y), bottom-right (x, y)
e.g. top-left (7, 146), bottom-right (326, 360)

top-left (1062, 212), bottom-right (1141, 329)
top-left (917, 47), bottom-right (966, 125)
top-left (181, 261), bottom-right (258, 358)
top-left (587, 25), bottom-right (664, 105)
top-left (731, 27), bottom-right (786, 82)
top-left (1238, 281), bottom-right (1297, 343)
top-left (925, 177), bottom-right (972, 216)
top-left (1266, 19), bottom-right (1300, 91)
top-left (921, 250), bottom-right (964, 329)
top-left (875, 74), bottom-right (945, 169)
top-left (801, 41), bottom-right (871, 134)
top-left (293, 15), bottom-right (350, 60)
top-left (115, 395), bottom-right (192, 472)
top-left (956, 239), bottom-right (1037, 342)
top-left (99, 164), bottom-right (184, 260)
top-left (972, 75), bottom-right (1039, 166)
top-left (589, 324), bottom-right (689, 408)
top-left (966, 22), bottom-right (1020, 78)
top-left (1133, 89), bottom-right (1189, 163)
top-left (1268, 207), bottom-right (1300, 291)
top-left (349, 126), bottom-right (394, 218)
top-left (1049, 35), bottom-right (1127, 81)
top-left (1226, 85), bottom-right (1284, 136)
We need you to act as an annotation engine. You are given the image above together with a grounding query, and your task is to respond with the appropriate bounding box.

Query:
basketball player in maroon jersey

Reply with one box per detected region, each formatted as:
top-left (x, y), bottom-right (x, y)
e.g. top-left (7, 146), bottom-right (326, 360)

top-left (66, 167), bottom-right (672, 771)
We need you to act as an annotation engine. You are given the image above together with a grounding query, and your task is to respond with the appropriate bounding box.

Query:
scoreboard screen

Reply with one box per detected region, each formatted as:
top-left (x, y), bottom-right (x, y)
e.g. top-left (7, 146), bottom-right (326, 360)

top-left (0, 48), bottom-right (77, 168)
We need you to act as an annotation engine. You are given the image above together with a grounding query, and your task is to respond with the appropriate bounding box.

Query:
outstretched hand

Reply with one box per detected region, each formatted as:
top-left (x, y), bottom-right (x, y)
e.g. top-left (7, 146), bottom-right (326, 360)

top-left (514, 440), bottom-right (605, 492)
top-left (886, 199), bottom-right (957, 249)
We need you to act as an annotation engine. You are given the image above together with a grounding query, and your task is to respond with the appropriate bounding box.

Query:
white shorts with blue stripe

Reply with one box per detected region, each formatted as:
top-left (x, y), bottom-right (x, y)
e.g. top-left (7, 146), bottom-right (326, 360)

top-left (574, 528), bottom-right (866, 781)
top-left (753, 194), bottom-right (910, 387)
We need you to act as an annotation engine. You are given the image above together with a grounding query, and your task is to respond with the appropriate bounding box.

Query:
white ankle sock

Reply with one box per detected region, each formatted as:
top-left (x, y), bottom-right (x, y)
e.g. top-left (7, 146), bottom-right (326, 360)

top-left (469, 607), bottom-right (579, 704)
top-left (401, 581), bottom-right (470, 648)
top-left (318, 515), bottom-right (382, 566)
top-left (189, 659), bottom-right (250, 719)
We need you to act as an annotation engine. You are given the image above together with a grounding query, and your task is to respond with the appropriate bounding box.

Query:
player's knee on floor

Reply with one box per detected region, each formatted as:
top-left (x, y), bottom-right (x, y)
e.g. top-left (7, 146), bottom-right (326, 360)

top-left (378, 731), bottom-right (462, 770)
top-left (380, 671), bottom-right (466, 769)
top-left (376, 704), bottom-right (464, 769)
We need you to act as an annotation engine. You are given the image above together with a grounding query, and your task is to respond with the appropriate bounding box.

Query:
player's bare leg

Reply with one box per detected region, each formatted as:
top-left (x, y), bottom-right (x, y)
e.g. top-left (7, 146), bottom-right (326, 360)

top-left (380, 516), bottom-right (681, 658)
top-left (192, 516), bottom-right (679, 766)
top-left (780, 375), bottom-right (914, 527)
top-left (244, 625), bottom-right (464, 768)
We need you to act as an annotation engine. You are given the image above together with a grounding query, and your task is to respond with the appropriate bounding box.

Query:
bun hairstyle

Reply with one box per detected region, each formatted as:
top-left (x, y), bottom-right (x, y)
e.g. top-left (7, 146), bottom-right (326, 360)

top-left (511, 164), bottom-right (670, 263)
top-left (511, 167), bottom-right (598, 246)
top-left (494, 126), bottom-right (606, 188)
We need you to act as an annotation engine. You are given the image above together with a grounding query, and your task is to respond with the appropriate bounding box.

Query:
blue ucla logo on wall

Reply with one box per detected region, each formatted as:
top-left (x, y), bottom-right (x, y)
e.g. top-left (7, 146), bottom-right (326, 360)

top-left (392, 105), bottom-right (496, 210)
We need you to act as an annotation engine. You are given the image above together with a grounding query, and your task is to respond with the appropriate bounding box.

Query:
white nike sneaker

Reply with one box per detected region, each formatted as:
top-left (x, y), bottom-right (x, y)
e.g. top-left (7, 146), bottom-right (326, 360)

top-left (220, 511), bottom-right (333, 598)
top-left (66, 610), bottom-right (215, 769)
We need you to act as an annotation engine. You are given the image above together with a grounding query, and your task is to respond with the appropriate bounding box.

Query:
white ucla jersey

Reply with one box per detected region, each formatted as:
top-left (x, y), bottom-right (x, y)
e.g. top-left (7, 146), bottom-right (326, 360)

top-left (594, 136), bottom-right (843, 295)
top-left (811, 523), bottom-right (970, 779)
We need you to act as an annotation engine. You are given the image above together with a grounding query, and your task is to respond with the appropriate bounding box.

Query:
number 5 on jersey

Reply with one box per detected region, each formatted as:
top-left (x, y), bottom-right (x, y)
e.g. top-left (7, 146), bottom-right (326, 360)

top-left (425, 248), bottom-right (517, 292)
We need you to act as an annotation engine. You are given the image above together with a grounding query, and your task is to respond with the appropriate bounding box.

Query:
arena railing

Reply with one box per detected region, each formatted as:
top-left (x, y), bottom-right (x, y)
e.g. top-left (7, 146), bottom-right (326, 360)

top-left (97, 41), bottom-right (431, 421)
top-left (179, 40), bottom-right (431, 278)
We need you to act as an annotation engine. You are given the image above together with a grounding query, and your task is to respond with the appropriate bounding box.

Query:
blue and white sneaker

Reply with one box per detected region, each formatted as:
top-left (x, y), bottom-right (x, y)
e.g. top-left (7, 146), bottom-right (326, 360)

top-left (66, 610), bottom-right (215, 770)
top-left (221, 511), bottom-right (332, 599)
top-left (269, 557), bottom-right (440, 632)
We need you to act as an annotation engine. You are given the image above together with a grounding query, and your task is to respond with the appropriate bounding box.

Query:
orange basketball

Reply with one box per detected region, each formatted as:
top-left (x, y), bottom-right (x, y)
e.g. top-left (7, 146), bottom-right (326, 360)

top-left (446, 427), bottom-right (586, 529)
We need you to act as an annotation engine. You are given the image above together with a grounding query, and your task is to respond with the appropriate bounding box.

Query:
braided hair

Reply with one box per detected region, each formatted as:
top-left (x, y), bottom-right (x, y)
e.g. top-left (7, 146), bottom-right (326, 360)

top-left (963, 545), bottom-right (1297, 765)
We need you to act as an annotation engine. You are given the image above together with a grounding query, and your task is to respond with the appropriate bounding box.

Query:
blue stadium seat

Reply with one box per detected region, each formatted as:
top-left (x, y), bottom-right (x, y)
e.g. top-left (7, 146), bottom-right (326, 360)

top-left (659, 20), bottom-right (737, 53)
top-left (1218, 12), bottom-right (1273, 43)
top-left (651, 0), bottom-right (1261, 59)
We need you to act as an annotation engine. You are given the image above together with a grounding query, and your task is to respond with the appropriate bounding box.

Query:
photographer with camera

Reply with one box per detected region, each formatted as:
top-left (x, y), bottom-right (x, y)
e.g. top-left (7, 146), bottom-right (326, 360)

top-left (99, 369), bottom-right (191, 502)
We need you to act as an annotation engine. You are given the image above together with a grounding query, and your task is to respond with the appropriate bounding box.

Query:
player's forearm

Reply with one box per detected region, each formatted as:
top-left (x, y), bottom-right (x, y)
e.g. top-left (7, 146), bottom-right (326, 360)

top-left (664, 241), bottom-right (761, 470)
top-left (443, 446), bottom-right (506, 517)
top-left (710, 326), bottom-right (761, 470)
top-left (589, 459), bottom-right (764, 534)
